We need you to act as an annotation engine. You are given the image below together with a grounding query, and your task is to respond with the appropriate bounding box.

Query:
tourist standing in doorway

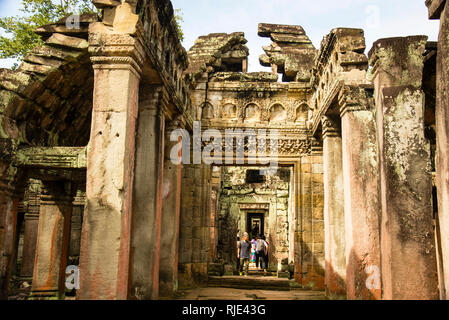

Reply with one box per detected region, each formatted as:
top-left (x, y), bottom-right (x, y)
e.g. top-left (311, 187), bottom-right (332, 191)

top-left (255, 235), bottom-right (265, 270)
top-left (236, 235), bottom-right (241, 272)
top-left (261, 235), bottom-right (269, 276)
top-left (238, 232), bottom-right (251, 276)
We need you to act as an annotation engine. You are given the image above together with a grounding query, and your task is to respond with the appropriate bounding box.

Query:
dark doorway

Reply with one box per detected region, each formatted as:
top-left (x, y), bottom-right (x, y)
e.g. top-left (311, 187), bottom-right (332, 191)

top-left (247, 213), bottom-right (264, 240)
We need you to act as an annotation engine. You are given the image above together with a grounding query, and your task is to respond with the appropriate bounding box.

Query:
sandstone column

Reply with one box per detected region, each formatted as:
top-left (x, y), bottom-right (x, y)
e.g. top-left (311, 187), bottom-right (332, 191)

top-left (78, 28), bottom-right (144, 299)
top-left (369, 36), bottom-right (439, 300)
top-left (209, 168), bottom-right (221, 263)
top-left (428, 0), bottom-right (449, 299)
top-left (191, 165), bottom-right (203, 282)
top-left (199, 165), bottom-right (211, 280)
top-left (19, 180), bottom-right (41, 279)
top-left (321, 115), bottom-right (346, 298)
top-left (159, 117), bottom-right (183, 298)
top-left (0, 175), bottom-right (19, 300)
top-left (339, 86), bottom-right (381, 300)
top-left (178, 165), bottom-right (195, 288)
top-left (68, 185), bottom-right (85, 266)
top-left (31, 181), bottom-right (72, 299)
top-left (129, 85), bottom-right (166, 300)
top-left (186, 164), bottom-right (210, 284)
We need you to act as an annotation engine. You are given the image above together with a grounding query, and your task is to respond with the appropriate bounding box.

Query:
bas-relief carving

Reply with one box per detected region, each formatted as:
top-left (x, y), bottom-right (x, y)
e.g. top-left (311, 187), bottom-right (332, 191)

top-left (244, 103), bottom-right (261, 122)
top-left (197, 98), bottom-right (310, 124)
top-left (201, 102), bottom-right (215, 120)
top-left (269, 104), bottom-right (287, 122)
top-left (221, 103), bottom-right (237, 119)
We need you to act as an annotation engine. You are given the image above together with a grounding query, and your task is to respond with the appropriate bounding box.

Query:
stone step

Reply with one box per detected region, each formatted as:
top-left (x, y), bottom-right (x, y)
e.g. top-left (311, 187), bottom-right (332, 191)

top-left (208, 276), bottom-right (301, 291)
top-left (247, 271), bottom-right (274, 276)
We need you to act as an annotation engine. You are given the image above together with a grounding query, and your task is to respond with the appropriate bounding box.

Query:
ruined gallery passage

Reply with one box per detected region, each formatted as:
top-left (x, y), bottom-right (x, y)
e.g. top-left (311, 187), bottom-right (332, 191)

top-left (0, 0), bottom-right (448, 301)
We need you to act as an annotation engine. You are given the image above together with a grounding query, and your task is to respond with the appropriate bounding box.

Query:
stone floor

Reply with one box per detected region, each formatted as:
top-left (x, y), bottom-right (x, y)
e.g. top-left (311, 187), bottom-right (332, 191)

top-left (207, 275), bottom-right (298, 291)
top-left (175, 287), bottom-right (327, 300)
top-left (177, 266), bottom-right (327, 300)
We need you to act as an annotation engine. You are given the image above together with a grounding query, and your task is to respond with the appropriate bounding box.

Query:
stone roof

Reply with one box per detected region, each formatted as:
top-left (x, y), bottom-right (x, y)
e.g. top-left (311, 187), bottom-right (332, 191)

top-left (186, 32), bottom-right (249, 77)
top-left (258, 23), bottom-right (317, 82)
top-left (0, 13), bottom-right (98, 146)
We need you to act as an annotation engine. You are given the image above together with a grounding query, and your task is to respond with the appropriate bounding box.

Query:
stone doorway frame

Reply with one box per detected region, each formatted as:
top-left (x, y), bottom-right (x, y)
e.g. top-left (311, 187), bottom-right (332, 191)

top-left (239, 205), bottom-right (269, 240)
top-left (209, 159), bottom-right (320, 282)
top-left (246, 212), bottom-right (265, 239)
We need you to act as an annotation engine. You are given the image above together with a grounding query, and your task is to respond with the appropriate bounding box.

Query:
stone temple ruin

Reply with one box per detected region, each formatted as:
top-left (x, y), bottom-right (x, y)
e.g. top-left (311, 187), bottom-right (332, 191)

top-left (0, 0), bottom-right (449, 300)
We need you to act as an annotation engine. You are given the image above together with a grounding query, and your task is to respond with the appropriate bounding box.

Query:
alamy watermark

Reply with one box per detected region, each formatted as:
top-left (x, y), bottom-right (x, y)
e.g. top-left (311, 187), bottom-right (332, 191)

top-left (365, 265), bottom-right (381, 291)
top-left (66, 265), bottom-right (80, 290)
top-left (168, 121), bottom-right (279, 171)
top-left (365, 5), bottom-right (381, 30)
top-left (66, 14), bottom-right (81, 30)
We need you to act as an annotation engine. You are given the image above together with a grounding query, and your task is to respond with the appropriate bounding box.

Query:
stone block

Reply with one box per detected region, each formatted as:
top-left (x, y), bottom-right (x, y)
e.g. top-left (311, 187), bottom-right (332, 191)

top-left (312, 163), bottom-right (323, 174)
top-left (277, 271), bottom-right (290, 279)
top-left (208, 263), bottom-right (224, 276)
top-left (277, 190), bottom-right (289, 197)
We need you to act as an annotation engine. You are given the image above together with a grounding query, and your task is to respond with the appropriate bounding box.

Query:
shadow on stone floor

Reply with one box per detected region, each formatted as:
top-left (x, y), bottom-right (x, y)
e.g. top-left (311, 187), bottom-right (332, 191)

top-left (175, 287), bottom-right (327, 300)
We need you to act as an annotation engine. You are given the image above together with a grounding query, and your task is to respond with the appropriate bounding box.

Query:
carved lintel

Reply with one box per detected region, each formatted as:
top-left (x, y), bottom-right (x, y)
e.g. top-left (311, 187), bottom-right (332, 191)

top-left (25, 169), bottom-right (85, 184)
top-left (200, 133), bottom-right (311, 156)
top-left (15, 147), bottom-right (87, 170)
top-left (239, 203), bottom-right (270, 210)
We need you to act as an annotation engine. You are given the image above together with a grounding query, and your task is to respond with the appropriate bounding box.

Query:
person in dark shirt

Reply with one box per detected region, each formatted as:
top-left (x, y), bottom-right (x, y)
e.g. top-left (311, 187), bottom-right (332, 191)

top-left (259, 235), bottom-right (269, 275)
top-left (238, 232), bottom-right (251, 276)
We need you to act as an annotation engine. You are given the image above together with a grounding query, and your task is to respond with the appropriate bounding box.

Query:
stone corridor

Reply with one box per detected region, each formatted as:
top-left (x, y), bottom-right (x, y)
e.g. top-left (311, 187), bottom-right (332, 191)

top-left (1, 0), bottom-right (449, 300)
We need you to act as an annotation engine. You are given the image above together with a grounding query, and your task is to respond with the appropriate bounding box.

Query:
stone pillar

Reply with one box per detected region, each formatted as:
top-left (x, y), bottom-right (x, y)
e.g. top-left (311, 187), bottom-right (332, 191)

top-left (0, 175), bottom-right (19, 300)
top-left (19, 180), bottom-right (41, 279)
top-left (339, 86), bottom-right (381, 300)
top-left (31, 181), bottom-right (72, 299)
top-left (159, 117), bottom-right (183, 298)
top-left (209, 167), bottom-right (221, 263)
top-left (78, 30), bottom-right (144, 300)
top-left (129, 85), bottom-right (166, 300)
top-left (184, 164), bottom-right (210, 284)
top-left (192, 165), bottom-right (203, 282)
top-left (369, 36), bottom-right (439, 300)
top-left (430, 0), bottom-right (449, 300)
top-left (303, 142), bottom-right (325, 289)
top-left (68, 186), bottom-right (85, 266)
top-left (178, 164), bottom-right (195, 288)
top-left (321, 115), bottom-right (346, 298)
top-left (200, 165), bottom-right (212, 280)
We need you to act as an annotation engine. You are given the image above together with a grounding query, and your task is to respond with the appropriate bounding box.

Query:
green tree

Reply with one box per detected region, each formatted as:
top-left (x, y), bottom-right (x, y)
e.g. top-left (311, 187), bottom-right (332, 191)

top-left (174, 8), bottom-right (184, 42)
top-left (0, 0), bottom-right (95, 62)
top-left (0, 1), bottom-right (184, 68)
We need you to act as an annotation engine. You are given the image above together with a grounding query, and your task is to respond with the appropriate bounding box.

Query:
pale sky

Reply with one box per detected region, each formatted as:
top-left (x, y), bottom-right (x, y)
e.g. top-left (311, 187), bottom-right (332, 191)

top-left (0, 0), bottom-right (441, 71)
